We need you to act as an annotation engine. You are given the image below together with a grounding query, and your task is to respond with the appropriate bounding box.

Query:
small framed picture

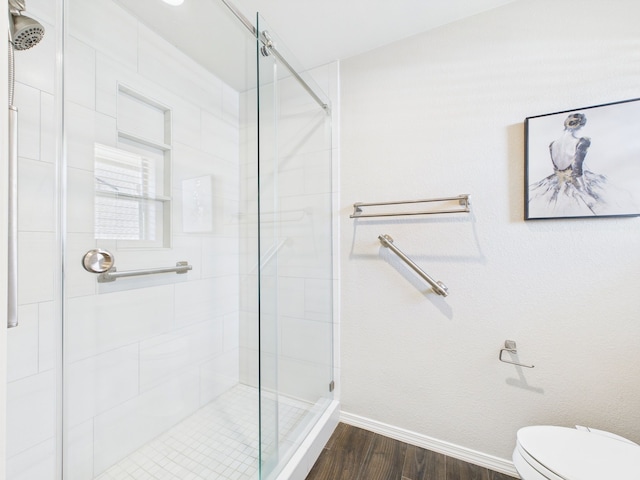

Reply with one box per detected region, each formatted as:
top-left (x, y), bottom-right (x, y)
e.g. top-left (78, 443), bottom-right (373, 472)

top-left (525, 98), bottom-right (640, 220)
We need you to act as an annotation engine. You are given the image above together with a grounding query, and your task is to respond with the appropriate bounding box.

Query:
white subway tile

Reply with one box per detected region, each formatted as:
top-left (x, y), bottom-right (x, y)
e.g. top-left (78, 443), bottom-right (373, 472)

top-left (18, 232), bottom-right (55, 305)
top-left (93, 372), bottom-right (200, 475)
top-left (171, 97), bottom-right (202, 149)
top-left (239, 310), bottom-right (258, 351)
top-left (201, 111), bottom-right (240, 165)
top-left (14, 82), bottom-right (41, 161)
top-left (172, 142), bottom-right (216, 185)
top-left (201, 235), bottom-right (240, 279)
top-left (64, 285), bottom-right (174, 362)
top-left (278, 277), bottom-right (305, 319)
top-left (139, 319), bottom-right (223, 391)
top-left (222, 83), bottom-right (240, 126)
top-left (94, 113), bottom-right (117, 148)
top-left (66, 36), bottom-right (96, 109)
top-left (173, 278), bottom-right (220, 327)
top-left (68, 0), bottom-right (137, 70)
top-left (26, 0), bottom-right (56, 25)
top-left (95, 53), bottom-right (128, 118)
top-left (38, 301), bottom-right (56, 372)
top-left (40, 92), bottom-right (55, 164)
top-left (7, 304), bottom-right (39, 382)
top-left (239, 346), bottom-right (258, 387)
top-left (305, 277), bottom-right (333, 322)
top-left (6, 437), bottom-right (56, 480)
top-left (303, 151), bottom-right (332, 196)
top-left (18, 158), bottom-right (55, 232)
top-left (6, 371), bottom-right (56, 457)
top-left (223, 313), bottom-right (239, 352)
top-left (277, 164), bottom-right (306, 199)
top-left (66, 167), bottom-right (95, 235)
top-left (199, 350), bottom-right (239, 405)
top-left (278, 356), bottom-right (330, 403)
top-left (65, 102), bottom-right (96, 171)
top-left (137, 24), bottom-right (223, 115)
top-left (281, 317), bottom-right (332, 366)
top-left (65, 420), bottom-right (93, 480)
top-left (66, 344), bottom-right (139, 427)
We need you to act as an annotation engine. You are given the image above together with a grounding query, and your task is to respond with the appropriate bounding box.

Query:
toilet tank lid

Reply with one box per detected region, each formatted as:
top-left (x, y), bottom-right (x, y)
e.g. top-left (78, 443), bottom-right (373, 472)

top-left (517, 426), bottom-right (640, 479)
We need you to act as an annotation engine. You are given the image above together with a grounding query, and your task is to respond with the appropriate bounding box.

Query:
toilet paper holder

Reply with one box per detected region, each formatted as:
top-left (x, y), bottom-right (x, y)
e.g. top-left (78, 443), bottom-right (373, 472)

top-left (499, 340), bottom-right (535, 368)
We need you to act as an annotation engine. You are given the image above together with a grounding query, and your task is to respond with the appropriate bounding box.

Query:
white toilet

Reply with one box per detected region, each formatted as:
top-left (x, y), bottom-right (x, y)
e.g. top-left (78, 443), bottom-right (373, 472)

top-left (513, 425), bottom-right (640, 479)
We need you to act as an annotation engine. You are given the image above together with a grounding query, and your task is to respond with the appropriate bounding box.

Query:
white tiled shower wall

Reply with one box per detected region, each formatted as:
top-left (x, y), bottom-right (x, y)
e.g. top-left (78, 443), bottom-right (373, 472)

top-left (7, 0), bottom-right (244, 478)
top-left (238, 69), bottom-right (335, 408)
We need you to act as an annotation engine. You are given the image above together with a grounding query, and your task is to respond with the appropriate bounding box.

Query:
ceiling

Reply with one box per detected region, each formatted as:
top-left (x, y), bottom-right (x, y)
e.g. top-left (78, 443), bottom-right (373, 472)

top-left (116, 0), bottom-right (517, 90)
top-left (232, 0), bottom-right (517, 68)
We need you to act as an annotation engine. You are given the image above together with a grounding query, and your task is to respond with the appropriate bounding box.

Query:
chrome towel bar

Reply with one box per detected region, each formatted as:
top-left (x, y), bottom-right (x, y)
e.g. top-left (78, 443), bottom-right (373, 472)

top-left (351, 194), bottom-right (470, 219)
top-left (379, 234), bottom-right (449, 297)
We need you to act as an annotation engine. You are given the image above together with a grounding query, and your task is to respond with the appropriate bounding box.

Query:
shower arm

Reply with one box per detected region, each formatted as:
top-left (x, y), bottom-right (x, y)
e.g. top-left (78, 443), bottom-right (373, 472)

top-left (8, 0), bottom-right (26, 16)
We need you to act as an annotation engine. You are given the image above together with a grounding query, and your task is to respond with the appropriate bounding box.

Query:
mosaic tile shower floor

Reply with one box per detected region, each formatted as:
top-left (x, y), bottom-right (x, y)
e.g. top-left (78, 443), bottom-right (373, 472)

top-left (95, 385), bottom-right (309, 480)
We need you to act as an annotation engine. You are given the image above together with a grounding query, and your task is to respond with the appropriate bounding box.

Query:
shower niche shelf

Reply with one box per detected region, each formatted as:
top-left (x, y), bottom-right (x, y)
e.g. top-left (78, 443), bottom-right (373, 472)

top-left (96, 84), bottom-right (173, 249)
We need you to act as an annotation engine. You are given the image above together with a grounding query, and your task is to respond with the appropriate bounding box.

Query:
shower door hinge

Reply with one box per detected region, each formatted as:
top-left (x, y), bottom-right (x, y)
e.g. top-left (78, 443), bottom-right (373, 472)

top-left (260, 31), bottom-right (273, 57)
top-left (329, 381), bottom-right (335, 392)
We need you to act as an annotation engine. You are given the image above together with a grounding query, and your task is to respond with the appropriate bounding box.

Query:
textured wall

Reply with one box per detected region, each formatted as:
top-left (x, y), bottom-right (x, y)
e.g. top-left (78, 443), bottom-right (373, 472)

top-left (340, 0), bottom-right (640, 461)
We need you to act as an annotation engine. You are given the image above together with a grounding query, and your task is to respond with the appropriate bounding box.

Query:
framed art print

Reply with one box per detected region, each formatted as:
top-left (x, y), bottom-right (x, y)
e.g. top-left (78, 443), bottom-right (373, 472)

top-left (525, 98), bottom-right (640, 220)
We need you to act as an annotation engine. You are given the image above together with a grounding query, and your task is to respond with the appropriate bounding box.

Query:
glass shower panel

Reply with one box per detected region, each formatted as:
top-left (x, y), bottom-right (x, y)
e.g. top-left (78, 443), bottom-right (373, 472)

top-left (256, 14), bottom-right (334, 479)
top-left (62, 0), bottom-right (259, 479)
top-left (5, 0), bottom-right (59, 478)
top-left (5, 0), bottom-right (333, 478)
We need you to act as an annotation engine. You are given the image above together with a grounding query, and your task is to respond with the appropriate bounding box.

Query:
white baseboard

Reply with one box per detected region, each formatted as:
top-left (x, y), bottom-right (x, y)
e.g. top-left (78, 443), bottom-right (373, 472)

top-left (339, 411), bottom-right (519, 478)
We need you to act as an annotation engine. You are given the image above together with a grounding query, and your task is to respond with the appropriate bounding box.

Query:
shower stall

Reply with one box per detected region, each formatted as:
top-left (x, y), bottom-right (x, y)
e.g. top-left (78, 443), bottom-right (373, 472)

top-left (5, 0), bottom-right (336, 478)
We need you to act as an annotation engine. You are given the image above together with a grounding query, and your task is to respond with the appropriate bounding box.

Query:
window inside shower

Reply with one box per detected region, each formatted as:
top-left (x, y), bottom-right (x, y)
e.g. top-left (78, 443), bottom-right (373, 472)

top-left (5, 0), bottom-right (334, 479)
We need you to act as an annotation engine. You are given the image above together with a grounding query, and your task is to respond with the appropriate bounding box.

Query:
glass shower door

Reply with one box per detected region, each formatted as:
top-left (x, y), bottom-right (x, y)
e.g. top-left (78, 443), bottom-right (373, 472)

top-left (61, 0), bottom-right (259, 478)
top-left (256, 14), bottom-right (334, 479)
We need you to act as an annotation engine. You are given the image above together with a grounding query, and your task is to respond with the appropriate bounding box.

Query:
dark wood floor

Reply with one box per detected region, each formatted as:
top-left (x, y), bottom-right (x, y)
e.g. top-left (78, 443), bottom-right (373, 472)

top-left (305, 423), bottom-right (517, 480)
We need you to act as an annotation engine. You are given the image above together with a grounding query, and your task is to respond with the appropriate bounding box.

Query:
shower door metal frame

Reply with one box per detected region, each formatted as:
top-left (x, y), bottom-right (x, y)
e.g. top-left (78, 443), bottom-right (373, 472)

top-left (219, 0), bottom-right (331, 115)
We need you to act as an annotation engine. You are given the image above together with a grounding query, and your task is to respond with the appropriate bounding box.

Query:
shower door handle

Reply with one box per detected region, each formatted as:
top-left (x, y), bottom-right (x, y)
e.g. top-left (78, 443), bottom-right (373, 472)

top-left (82, 249), bottom-right (115, 274)
top-left (7, 106), bottom-right (18, 328)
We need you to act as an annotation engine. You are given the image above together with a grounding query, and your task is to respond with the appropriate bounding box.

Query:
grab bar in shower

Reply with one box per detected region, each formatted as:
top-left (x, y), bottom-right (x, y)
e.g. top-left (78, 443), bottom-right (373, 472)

top-left (97, 262), bottom-right (192, 283)
top-left (81, 249), bottom-right (192, 283)
top-left (351, 195), bottom-right (470, 219)
top-left (378, 234), bottom-right (449, 297)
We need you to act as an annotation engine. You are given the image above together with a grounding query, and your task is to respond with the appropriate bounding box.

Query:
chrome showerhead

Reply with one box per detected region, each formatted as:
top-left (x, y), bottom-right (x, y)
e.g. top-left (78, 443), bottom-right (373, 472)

top-left (10, 13), bottom-right (45, 50)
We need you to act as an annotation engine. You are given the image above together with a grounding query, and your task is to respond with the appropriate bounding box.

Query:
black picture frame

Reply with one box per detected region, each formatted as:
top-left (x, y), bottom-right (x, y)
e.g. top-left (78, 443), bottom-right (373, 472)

top-left (524, 98), bottom-right (640, 220)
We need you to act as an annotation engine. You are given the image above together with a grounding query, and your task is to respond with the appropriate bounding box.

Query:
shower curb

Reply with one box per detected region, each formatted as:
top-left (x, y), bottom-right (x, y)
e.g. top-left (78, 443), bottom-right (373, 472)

top-left (273, 400), bottom-right (341, 480)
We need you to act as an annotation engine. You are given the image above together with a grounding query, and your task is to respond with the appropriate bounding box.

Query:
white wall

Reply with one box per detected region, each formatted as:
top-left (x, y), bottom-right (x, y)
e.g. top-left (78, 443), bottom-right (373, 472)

top-left (340, 0), bottom-right (640, 464)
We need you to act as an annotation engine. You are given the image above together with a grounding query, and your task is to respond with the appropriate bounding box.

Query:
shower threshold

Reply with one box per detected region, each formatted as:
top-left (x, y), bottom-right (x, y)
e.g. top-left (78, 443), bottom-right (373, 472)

top-left (94, 384), bottom-right (310, 480)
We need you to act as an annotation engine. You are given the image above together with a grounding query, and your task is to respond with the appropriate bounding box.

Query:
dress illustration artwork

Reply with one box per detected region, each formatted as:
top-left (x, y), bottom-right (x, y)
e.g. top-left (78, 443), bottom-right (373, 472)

top-left (526, 107), bottom-right (639, 219)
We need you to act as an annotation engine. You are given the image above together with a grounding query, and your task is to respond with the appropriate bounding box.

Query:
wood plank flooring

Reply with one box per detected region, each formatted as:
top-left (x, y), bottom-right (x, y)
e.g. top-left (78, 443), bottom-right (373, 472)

top-left (305, 423), bottom-right (518, 480)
